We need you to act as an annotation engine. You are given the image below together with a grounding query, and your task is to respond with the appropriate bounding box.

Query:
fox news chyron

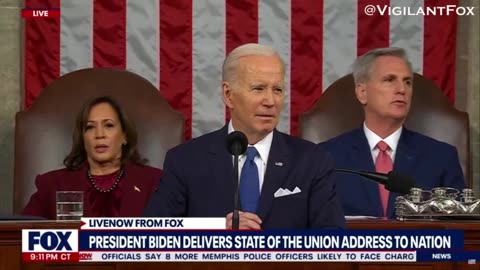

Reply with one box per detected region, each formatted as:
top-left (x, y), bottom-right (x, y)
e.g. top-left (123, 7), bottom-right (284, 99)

top-left (21, 218), bottom-right (478, 263)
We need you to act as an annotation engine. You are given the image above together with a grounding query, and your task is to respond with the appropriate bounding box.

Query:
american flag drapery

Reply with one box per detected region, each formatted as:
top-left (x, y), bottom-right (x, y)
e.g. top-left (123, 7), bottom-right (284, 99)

top-left (24, 0), bottom-right (458, 139)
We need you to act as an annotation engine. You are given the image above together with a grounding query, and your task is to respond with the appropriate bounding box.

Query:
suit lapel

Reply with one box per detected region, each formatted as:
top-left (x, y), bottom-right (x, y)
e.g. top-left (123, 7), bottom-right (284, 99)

top-left (119, 164), bottom-right (149, 216)
top-left (393, 129), bottom-right (419, 177)
top-left (64, 166), bottom-right (89, 191)
top-left (208, 126), bottom-right (235, 210)
top-left (256, 130), bottom-right (290, 221)
top-left (349, 128), bottom-right (384, 216)
top-left (388, 128), bottom-right (419, 216)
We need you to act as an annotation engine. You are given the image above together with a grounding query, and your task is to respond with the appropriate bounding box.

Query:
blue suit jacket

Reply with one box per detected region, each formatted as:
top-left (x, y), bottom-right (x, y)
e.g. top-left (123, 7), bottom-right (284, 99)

top-left (320, 127), bottom-right (466, 218)
top-left (144, 126), bottom-right (346, 229)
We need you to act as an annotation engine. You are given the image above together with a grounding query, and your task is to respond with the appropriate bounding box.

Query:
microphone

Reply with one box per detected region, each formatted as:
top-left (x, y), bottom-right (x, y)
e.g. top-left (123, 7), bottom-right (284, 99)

top-left (226, 131), bottom-right (248, 230)
top-left (334, 169), bottom-right (414, 194)
top-left (226, 131), bottom-right (248, 156)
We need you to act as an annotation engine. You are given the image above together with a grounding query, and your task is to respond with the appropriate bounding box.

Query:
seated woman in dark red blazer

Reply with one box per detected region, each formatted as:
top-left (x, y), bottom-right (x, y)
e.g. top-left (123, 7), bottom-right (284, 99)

top-left (23, 96), bottom-right (162, 219)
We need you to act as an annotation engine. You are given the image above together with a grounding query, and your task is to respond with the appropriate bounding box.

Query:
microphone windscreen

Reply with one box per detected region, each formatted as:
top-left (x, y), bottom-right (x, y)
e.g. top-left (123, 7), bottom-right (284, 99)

top-left (385, 171), bottom-right (415, 194)
top-left (226, 131), bottom-right (248, 156)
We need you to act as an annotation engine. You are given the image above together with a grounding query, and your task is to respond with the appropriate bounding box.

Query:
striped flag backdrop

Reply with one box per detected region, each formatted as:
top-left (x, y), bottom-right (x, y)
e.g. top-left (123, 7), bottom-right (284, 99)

top-left (24, 0), bottom-right (458, 139)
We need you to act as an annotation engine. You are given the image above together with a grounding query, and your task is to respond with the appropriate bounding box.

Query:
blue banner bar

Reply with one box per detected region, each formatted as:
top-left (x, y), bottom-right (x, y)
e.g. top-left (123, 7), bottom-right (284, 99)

top-left (417, 251), bottom-right (480, 262)
top-left (78, 230), bottom-right (464, 251)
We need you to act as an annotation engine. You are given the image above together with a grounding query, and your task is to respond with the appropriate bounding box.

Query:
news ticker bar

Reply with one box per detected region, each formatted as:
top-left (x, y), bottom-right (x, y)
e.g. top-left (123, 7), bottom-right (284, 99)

top-left (21, 9), bottom-right (60, 18)
top-left (77, 230), bottom-right (464, 251)
top-left (22, 251), bottom-right (480, 263)
top-left (20, 218), bottom-right (479, 263)
top-left (22, 229), bottom-right (464, 252)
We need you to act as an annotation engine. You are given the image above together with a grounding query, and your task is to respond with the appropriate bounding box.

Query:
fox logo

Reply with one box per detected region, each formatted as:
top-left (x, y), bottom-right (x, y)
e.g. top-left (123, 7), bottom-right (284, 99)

top-left (22, 230), bottom-right (78, 252)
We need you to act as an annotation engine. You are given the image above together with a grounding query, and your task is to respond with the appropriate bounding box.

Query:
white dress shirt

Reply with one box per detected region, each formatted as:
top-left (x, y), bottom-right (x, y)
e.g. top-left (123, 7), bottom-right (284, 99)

top-left (228, 121), bottom-right (272, 191)
top-left (363, 122), bottom-right (402, 163)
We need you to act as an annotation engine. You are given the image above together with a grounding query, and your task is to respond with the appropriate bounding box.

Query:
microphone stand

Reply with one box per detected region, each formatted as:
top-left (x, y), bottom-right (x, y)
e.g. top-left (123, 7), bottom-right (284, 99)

top-left (232, 154), bottom-right (240, 230)
top-left (334, 168), bottom-right (414, 194)
top-left (334, 168), bottom-right (389, 185)
top-left (226, 131), bottom-right (248, 230)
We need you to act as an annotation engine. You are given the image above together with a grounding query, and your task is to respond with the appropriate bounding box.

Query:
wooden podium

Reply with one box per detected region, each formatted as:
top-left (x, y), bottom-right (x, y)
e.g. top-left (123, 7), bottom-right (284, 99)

top-left (1, 219), bottom-right (478, 270)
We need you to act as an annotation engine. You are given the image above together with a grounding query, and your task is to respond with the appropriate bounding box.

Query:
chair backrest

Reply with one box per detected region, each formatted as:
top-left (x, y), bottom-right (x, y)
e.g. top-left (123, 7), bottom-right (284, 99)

top-left (299, 73), bottom-right (471, 187)
top-left (14, 68), bottom-right (185, 213)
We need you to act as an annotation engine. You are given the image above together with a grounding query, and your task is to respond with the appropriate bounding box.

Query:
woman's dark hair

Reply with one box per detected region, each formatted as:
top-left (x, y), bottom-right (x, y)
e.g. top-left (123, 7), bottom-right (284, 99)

top-left (63, 96), bottom-right (146, 170)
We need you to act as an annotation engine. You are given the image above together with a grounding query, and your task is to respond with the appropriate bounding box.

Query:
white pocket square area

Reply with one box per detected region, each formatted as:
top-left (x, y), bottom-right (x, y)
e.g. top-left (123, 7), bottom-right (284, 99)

top-left (274, 187), bottom-right (301, 198)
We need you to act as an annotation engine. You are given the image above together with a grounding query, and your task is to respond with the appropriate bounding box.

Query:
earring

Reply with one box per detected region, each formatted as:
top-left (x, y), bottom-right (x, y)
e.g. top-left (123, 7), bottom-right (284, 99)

top-left (122, 141), bottom-right (127, 146)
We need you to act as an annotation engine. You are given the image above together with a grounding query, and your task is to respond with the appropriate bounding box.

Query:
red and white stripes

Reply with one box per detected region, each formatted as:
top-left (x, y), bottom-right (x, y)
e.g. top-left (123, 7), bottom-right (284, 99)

top-left (24, 0), bottom-right (458, 139)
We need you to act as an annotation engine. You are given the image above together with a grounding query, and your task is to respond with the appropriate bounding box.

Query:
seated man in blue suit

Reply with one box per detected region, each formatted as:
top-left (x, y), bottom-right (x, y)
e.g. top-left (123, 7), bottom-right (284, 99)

top-left (320, 47), bottom-right (466, 219)
top-left (144, 43), bottom-right (345, 229)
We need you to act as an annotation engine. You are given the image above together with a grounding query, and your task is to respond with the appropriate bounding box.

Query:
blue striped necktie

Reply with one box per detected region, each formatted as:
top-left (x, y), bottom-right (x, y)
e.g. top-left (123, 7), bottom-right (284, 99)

top-left (239, 147), bottom-right (260, 213)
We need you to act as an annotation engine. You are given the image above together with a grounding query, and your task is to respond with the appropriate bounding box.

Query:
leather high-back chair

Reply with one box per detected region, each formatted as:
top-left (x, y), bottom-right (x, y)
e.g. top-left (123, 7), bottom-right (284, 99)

top-left (300, 73), bottom-right (471, 187)
top-left (14, 68), bottom-right (185, 213)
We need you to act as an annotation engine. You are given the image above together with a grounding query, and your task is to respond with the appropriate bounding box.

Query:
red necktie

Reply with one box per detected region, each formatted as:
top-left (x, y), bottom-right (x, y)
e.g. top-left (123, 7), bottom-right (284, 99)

top-left (375, 141), bottom-right (392, 217)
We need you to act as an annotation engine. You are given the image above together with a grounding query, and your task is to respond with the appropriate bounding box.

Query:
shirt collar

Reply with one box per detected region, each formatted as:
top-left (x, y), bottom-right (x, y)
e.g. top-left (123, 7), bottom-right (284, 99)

top-left (363, 122), bottom-right (402, 152)
top-left (228, 121), bottom-right (273, 163)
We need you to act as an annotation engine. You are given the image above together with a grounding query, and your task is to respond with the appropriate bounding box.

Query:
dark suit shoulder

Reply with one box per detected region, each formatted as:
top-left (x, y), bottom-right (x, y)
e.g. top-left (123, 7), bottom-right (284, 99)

top-left (35, 167), bottom-right (79, 184)
top-left (402, 129), bottom-right (458, 153)
top-left (275, 132), bottom-right (336, 166)
top-left (276, 131), bottom-right (322, 156)
top-left (167, 128), bottom-right (223, 155)
top-left (126, 163), bottom-right (162, 176)
top-left (38, 167), bottom-right (73, 177)
top-left (278, 131), bottom-right (315, 147)
top-left (319, 129), bottom-right (361, 149)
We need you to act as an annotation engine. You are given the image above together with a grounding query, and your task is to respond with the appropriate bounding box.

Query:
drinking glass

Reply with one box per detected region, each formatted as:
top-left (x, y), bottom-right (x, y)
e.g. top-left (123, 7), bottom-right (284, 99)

top-left (56, 191), bottom-right (83, 221)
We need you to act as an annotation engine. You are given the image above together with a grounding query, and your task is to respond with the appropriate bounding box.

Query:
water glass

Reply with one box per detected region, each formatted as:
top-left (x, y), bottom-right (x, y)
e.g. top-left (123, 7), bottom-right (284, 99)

top-left (56, 191), bottom-right (83, 221)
